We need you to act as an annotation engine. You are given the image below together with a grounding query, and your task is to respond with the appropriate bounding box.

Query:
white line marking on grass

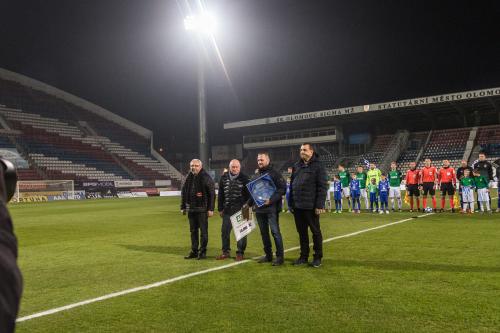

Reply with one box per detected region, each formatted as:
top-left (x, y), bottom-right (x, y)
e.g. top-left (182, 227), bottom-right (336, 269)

top-left (17, 213), bottom-right (434, 323)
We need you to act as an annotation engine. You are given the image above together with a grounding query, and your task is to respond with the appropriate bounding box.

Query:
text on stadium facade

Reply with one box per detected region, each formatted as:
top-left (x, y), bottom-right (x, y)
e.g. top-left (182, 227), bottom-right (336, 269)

top-left (224, 87), bottom-right (500, 129)
top-left (376, 88), bottom-right (500, 110)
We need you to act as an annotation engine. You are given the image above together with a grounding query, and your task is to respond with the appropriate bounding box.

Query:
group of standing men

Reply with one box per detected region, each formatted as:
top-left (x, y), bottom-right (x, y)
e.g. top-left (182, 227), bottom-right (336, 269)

top-left (181, 143), bottom-right (328, 268)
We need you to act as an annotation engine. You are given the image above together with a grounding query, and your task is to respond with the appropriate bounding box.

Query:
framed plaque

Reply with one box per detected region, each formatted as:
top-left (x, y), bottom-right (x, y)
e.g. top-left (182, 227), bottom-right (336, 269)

top-left (246, 173), bottom-right (276, 207)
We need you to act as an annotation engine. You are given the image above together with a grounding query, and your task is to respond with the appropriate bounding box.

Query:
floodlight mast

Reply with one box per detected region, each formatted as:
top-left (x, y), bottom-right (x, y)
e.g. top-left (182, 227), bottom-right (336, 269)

top-left (184, 13), bottom-right (216, 166)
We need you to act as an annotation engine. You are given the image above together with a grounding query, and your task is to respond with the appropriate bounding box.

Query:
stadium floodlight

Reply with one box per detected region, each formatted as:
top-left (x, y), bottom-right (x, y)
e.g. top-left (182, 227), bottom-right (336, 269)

top-left (183, 12), bottom-right (216, 35)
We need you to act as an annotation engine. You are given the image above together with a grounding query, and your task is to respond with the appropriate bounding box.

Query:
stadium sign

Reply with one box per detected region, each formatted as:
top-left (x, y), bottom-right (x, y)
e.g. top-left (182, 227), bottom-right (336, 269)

top-left (114, 180), bottom-right (144, 188)
top-left (117, 191), bottom-right (134, 198)
top-left (80, 181), bottom-right (115, 188)
top-left (373, 87), bottom-right (500, 111)
top-left (154, 180), bottom-right (171, 186)
top-left (85, 192), bottom-right (102, 199)
top-left (224, 87), bottom-right (500, 129)
top-left (18, 196), bottom-right (48, 202)
top-left (131, 192), bottom-right (148, 198)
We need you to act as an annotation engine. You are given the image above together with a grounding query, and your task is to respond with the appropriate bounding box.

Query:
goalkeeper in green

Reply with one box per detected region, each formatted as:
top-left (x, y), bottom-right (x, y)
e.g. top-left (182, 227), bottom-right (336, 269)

top-left (388, 162), bottom-right (403, 211)
top-left (366, 163), bottom-right (382, 187)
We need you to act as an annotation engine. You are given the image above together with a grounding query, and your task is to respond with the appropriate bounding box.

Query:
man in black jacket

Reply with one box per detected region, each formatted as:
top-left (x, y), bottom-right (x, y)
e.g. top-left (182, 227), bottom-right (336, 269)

top-left (217, 159), bottom-right (250, 261)
top-left (474, 152), bottom-right (493, 210)
top-left (0, 167), bottom-right (22, 333)
top-left (181, 159), bottom-right (215, 260)
top-left (246, 152), bottom-right (286, 266)
top-left (288, 143), bottom-right (328, 268)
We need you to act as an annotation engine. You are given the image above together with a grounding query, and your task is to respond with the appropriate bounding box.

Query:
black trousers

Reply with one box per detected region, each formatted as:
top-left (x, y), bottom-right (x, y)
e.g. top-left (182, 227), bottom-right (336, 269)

top-left (221, 213), bottom-right (247, 255)
top-left (188, 212), bottom-right (208, 255)
top-left (293, 208), bottom-right (323, 260)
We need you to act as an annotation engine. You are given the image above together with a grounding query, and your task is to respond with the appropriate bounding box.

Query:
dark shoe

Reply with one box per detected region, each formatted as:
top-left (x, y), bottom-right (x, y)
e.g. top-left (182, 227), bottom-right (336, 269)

top-left (197, 253), bottom-right (207, 260)
top-left (257, 256), bottom-right (272, 263)
top-left (293, 257), bottom-right (308, 266)
top-left (310, 258), bottom-right (322, 268)
top-left (235, 254), bottom-right (244, 261)
top-left (272, 257), bottom-right (284, 266)
top-left (216, 252), bottom-right (230, 260)
top-left (439, 209), bottom-right (444, 213)
top-left (184, 252), bottom-right (198, 259)
top-left (451, 208), bottom-right (455, 213)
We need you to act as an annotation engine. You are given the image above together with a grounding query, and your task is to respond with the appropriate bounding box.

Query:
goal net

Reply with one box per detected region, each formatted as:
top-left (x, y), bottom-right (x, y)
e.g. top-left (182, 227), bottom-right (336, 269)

top-left (13, 180), bottom-right (75, 203)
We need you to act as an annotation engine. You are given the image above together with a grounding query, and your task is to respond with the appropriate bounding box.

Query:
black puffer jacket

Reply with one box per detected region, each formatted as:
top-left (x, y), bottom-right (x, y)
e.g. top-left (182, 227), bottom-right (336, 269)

top-left (181, 169), bottom-right (215, 213)
top-left (247, 165), bottom-right (286, 214)
top-left (474, 160), bottom-right (493, 181)
top-left (217, 172), bottom-right (250, 216)
top-left (289, 153), bottom-right (328, 210)
top-left (0, 172), bottom-right (22, 333)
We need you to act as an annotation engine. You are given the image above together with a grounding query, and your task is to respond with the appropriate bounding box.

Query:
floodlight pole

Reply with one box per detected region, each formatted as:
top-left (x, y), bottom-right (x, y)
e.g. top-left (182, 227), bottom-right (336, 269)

top-left (197, 48), bottom-right (209, 166)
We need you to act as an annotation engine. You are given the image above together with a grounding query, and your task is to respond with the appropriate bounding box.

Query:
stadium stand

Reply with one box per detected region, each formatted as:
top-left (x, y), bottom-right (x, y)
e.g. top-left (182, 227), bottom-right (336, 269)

top-left (476, 124), bottom-right (500, 162)
top-left (0, 68), bottom-right (182, 187)
top-left (396, 131), bottom-right (429, 171)
top-left (418, 128), bottom-right (470, 169)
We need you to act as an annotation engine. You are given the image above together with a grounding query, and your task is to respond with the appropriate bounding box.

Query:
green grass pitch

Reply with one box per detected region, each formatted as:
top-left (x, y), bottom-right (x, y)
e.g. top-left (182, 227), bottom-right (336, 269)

top-left (9, 192), bottom-right (500, 332)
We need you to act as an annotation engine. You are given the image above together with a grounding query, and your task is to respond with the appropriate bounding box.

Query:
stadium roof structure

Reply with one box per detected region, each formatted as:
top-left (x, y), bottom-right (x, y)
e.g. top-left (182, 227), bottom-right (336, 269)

top-left (224, 87), bottom-right (500, 133)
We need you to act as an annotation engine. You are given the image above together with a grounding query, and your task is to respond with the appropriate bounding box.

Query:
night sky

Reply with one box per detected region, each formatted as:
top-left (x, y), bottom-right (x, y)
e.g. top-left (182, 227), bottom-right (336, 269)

top-left (1, 1), bottom-right (499, 153)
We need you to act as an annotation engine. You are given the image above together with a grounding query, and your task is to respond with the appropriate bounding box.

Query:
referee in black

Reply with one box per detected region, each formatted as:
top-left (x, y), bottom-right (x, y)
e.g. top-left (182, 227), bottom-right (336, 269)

top-left (288, 143), bottom-right (328, 268)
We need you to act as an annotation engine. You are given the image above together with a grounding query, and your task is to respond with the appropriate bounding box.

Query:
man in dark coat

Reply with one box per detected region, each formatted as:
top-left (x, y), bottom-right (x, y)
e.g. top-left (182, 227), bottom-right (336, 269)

top-left (0, 167), bottom-right (23, 333)
top-left (181, 159), bottom-right (215, 260)
top-left (217, 159), bottom-right (250, 261)
top-left (474, 152), bottom-right (494, 210)
top-left (245, 152), bottom-right (286, 266)
top-left (288, 143), bottom-right (328, 268)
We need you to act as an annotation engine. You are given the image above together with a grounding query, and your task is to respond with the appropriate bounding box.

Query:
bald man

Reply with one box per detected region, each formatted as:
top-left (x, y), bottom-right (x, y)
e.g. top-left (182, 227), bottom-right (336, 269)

top-left (217, 160), bottom-right (250, 261)
top-left (181, 159), bottom-right (215, 260)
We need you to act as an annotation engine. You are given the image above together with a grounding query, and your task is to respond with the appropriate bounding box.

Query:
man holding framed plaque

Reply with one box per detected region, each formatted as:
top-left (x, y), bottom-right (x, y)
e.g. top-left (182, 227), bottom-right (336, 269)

top-left (288, 143), bottom-right (328, 268)
top-left (245, 152), bottom-right (286, 266)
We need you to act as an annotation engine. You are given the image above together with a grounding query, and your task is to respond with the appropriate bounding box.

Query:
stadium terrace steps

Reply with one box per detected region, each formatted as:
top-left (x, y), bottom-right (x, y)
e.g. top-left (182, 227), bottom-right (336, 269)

top-left (417, 128), bottom-right (470, 169)
top-left (93, 137), bottom-right (179, 179)
top-left (0, 108), bottom-right (179, 182)
top-left (352, 134), bottom-right (394, 168)
top-left (475, 124), bottom-right (500, 160)
top-left (0, 76), bottom-right (182, 184)
top-left (29, 153), bottom-right (125, 181)
top-left (396, 131), bottom-right (429, 171)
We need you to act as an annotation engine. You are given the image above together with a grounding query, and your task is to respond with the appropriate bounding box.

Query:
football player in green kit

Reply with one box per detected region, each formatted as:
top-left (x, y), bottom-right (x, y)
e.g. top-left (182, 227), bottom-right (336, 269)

top-left (388, 162), bottom-right (403, 212)
top-left (356, 166), bottom-right (369, 211)
top-left (338, 165), bottom-right (351, 212)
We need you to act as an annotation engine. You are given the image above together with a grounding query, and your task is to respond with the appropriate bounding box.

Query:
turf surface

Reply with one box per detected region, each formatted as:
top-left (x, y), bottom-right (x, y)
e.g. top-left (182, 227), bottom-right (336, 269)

top-left (9, 193), bottom-right (500, 332)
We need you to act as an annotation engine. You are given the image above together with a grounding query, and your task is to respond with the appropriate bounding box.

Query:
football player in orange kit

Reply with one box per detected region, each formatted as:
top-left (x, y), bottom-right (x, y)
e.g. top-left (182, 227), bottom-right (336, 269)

top-left (420, 158), bottom-right (438, 212)
top-left (405, 161), bottom-right (421, 212)
top-left (438, 159), bottom-right (457, 212)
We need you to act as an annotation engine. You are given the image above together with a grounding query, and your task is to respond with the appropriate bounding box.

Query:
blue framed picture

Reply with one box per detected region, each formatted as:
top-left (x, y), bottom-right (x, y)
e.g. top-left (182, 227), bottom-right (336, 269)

top-left (246, 173), bottom-right (277, 207)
